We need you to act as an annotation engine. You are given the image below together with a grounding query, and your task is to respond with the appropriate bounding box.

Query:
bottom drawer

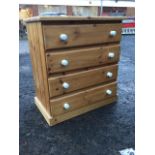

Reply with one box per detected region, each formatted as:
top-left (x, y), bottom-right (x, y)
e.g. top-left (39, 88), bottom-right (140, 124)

top-left (50, 82), bottom-right (117, 116)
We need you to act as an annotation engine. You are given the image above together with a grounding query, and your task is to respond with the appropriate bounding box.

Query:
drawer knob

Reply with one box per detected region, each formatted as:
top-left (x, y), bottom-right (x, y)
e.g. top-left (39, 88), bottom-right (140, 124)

top-left (110, 30), bottom-right (117, 37)
top-left (63, 102), bottom-right (70, 110)
top-left (108, 52), bottom-right (115, 58)
top-left (61, 59), bottom-right (69, 66)
top-left (106, 72), bottom-right (113, 78)
top-left (106, 89), bottom-right (112, 95)
top-left (62, 82), bottom-right (70, 89)
top-left (59, 33), bottom-right (68, 42)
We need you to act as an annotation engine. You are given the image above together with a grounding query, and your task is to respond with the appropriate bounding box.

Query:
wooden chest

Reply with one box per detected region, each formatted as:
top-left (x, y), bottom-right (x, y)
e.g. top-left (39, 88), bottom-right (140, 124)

top-left (26, 16), bottom-right (123, 126)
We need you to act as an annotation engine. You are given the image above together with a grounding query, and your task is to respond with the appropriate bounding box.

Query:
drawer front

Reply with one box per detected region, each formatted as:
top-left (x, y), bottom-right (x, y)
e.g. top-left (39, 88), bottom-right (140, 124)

top-left (43, 23), bottom-right (122, 50)
top-left (48, 65), bottom-right (118, 98)
top-left (46, 44), bottom-right (120, 74)
top-left (50, 82), bottom-right (117, 116)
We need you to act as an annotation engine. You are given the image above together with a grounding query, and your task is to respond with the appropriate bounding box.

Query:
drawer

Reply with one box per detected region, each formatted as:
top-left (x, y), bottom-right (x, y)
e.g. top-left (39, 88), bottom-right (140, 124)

top-left (48, 64), bottom-right (118, 98)
top-left (46, 44), bottom-right (120, 74)
top-left (43, 23), bottom-right (122, 50)
top-left (50, 82), bottom-right (117, 116)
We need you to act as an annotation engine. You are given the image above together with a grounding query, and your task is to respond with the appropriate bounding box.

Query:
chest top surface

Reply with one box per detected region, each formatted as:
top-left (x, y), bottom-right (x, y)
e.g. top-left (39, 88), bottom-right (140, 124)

top-left (25, 16), bottom-right (125, 23)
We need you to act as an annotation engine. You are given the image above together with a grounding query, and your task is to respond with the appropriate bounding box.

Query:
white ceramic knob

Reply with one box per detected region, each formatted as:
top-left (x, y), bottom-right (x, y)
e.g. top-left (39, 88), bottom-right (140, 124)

top-left (62, 82), bottom-right (70, 89)
top-left (110, 30), bottom-right (117, 37)
top-left (108, 52), bottom-right (115, 58)
top-left (59, 33), bottom-right (68, 42)
top-left (63, 102), bottom-right (70, 110)
top-left (61, 59), bottom-right (69, 66)
top-left (106, 89), bottom-right (112, 95)
top-left (106, 72), bottom-right (113, 78)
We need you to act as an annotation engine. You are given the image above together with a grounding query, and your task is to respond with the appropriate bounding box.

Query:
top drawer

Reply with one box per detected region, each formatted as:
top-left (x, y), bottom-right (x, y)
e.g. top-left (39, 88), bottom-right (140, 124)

top-left (43, 23), bottom-right (122, 50)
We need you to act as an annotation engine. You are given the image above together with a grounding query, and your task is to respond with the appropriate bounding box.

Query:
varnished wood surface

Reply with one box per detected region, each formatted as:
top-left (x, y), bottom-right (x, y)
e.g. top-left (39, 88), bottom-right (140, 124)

top-left (27, 23), bottom-right (51, 114)
top-left (48, 64), bottom-right (118, 97)
top-left (26, 17), bottom-right (122, 126)
top-left (50, 96), bottom-right (117, 126)
top-left (46, 44), bottom-right (120, 74)
top-left (43, 23), bottom-right (122, 49)
top-left (34, 97), bottom-right (52, 125)
top-left (50, 82), bottom-right (117, 116)
top-left (25, 16), bottom-right (125, 23)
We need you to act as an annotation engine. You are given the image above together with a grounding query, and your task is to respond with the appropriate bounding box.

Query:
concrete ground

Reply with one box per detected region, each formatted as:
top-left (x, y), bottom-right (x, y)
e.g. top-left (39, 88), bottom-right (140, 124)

top-left (19, 35), bottom-right (135, 155)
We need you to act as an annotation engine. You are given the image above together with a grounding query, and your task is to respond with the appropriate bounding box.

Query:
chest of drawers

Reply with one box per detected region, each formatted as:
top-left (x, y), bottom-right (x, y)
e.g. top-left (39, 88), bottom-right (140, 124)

top-left (26, 16), bottom-right (123, 126)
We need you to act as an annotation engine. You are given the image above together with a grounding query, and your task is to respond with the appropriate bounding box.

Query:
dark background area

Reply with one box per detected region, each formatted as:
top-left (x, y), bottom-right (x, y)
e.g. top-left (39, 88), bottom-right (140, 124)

top-left (19, 35), bottom-right (135, 155)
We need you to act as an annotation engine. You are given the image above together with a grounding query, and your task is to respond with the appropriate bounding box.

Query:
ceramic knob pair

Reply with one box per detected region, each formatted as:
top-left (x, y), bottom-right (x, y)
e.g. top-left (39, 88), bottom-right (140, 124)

top-left (59, 30), bottom-right (117, 42)
top-left (60, 52), bottom-right (115, 67)
top-left (63, 89), bottom-right (112, 110)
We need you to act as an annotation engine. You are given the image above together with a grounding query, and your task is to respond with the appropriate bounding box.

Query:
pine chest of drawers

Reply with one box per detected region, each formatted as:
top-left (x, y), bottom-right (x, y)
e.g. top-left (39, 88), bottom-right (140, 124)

top-left (26, 16), bottom-right (123, 126)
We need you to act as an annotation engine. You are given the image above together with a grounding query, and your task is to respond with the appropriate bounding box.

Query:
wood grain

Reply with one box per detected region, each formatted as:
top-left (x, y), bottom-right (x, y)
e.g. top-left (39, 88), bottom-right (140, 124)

top-left (48, 64), bottom-right (118, 97)
top-left (46, 44), bottom-right (120, 74)
top-left (26, 16), bottom-right (122, 126)
top-left (27, 23), bottom-right (51, 114)
top-left (50, 96), bottom-right (117, 126)
top-left (25, 16), bottom-right (125, 23)
top-left (50, 82), bottom-right (117, 116)
top-left (34, 97), bottom-right (52, 125)
top-left (43, 23), bottom-right (122, 49)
